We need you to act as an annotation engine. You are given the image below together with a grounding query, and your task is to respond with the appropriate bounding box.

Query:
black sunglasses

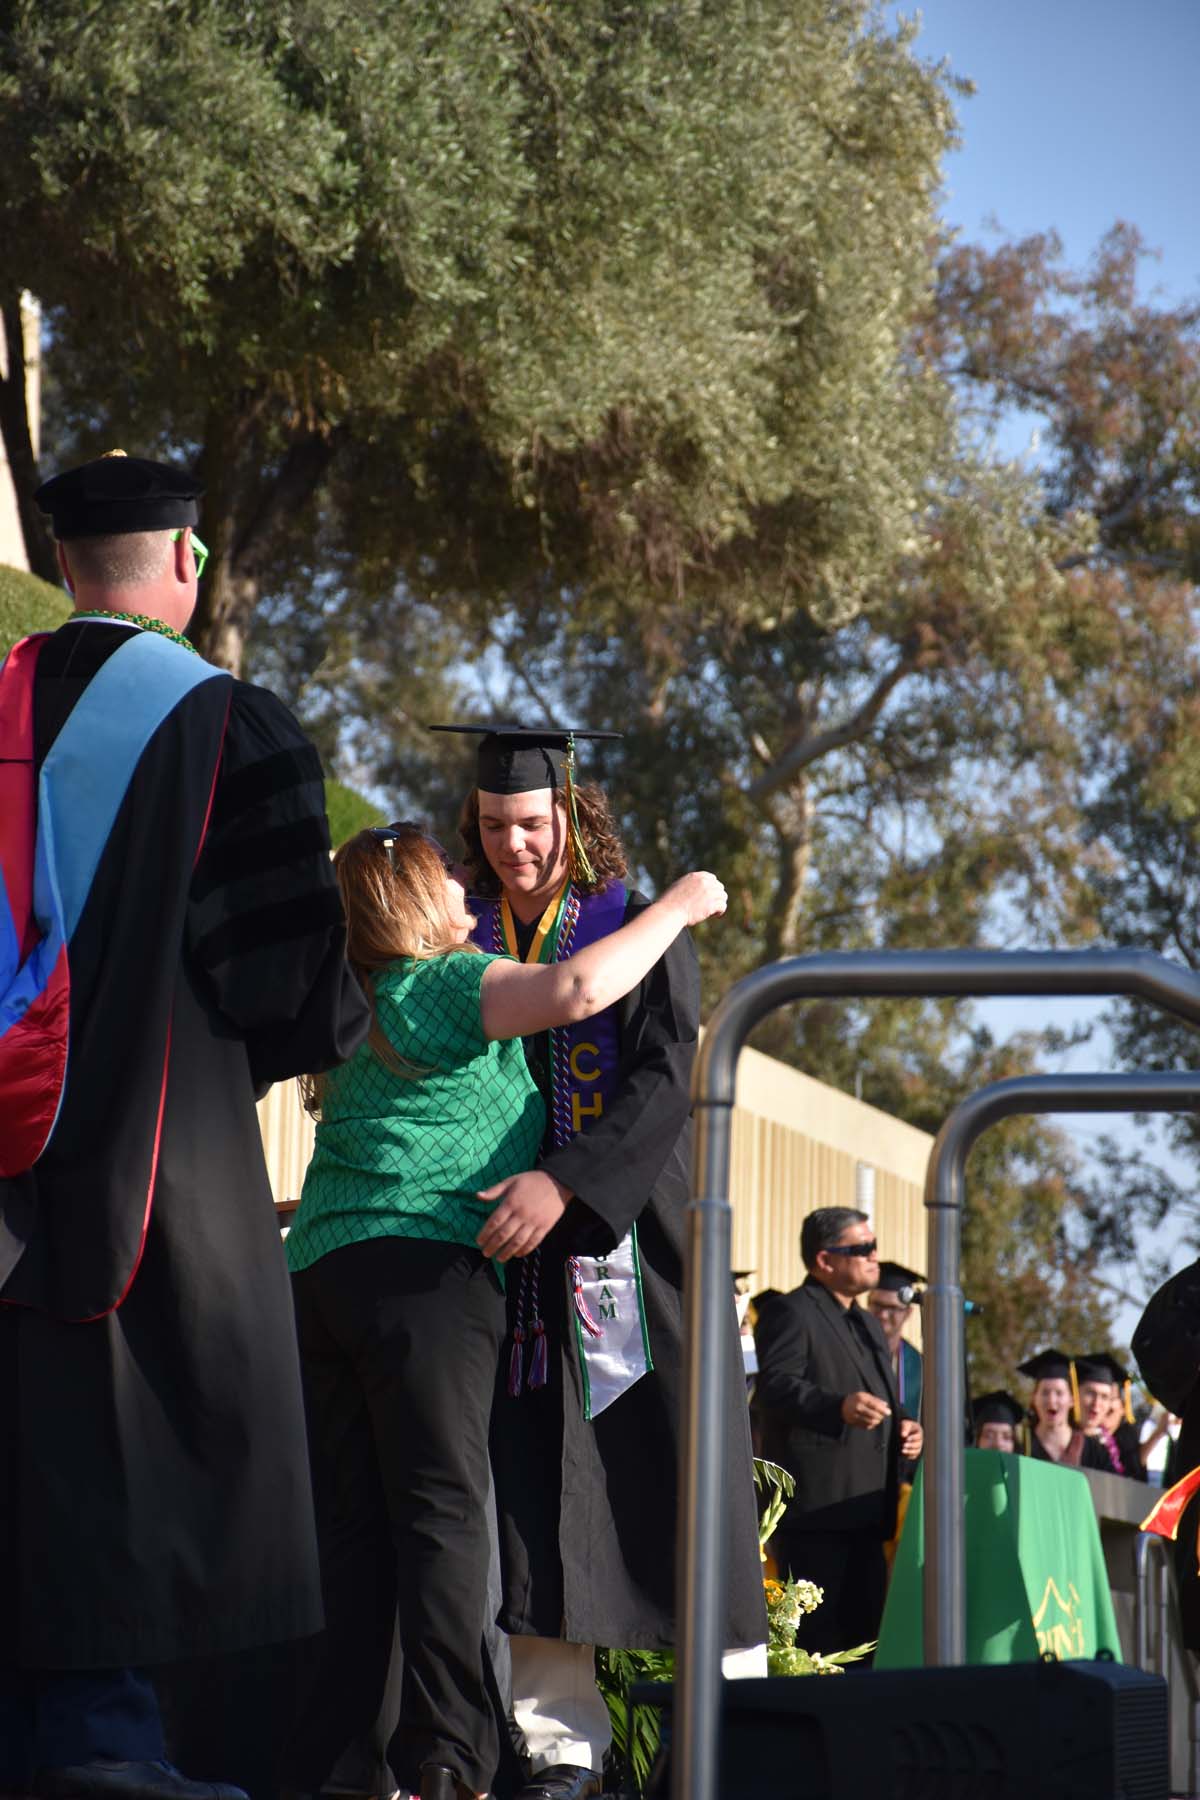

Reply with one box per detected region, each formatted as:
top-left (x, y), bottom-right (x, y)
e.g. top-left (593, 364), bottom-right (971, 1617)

top-left (823, 1239), bottom-right (878, 1258)
top-left (368, 821), bottom-right (454, 872)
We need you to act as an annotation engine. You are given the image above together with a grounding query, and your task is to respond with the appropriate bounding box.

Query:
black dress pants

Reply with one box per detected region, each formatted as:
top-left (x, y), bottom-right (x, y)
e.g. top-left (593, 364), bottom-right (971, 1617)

top-left (286, 1237), bottom-right (506, 1796)
top-left (771, 1529), bottom-right (887, 1659)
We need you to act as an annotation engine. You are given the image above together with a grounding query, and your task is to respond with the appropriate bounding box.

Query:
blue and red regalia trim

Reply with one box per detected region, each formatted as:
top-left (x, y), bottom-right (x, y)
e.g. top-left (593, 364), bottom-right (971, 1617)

top-left (0, 628), bottom-right (231, 1315)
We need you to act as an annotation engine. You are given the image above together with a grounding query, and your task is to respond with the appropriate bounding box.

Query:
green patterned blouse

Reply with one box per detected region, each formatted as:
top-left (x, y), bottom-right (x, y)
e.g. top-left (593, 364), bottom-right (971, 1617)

top-left (285, 949), bottom-right (544, 1272)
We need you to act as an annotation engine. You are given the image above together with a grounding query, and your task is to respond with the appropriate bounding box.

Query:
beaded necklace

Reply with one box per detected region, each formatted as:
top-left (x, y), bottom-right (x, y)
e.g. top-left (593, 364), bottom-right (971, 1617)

top-left (73, 610), bottom-right (198, 656)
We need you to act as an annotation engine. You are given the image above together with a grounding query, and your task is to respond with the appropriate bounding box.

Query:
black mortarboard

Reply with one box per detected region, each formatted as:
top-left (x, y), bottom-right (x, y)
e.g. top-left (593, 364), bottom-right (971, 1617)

top-left (1075, 1352), bottom-right (1129, 1387)
top-left (971, 1390), bottom-right (1026, 1430)
top-left (1077, 1351), bottom-right (1136, 1423)
top-left (429, 723), bottom-right (620, 796)
top-left (35, 450), bottom-right (203, 540)
top-left (874, 1261), bottom-right (925, 1295)
top-left (1016, 1348), bottom-right (1073, 1383)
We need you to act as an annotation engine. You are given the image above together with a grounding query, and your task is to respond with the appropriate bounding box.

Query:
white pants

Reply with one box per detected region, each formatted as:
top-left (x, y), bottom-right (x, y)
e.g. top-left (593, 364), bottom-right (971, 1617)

top-left (509, 1638), bottom-right (769, 1773)
top-left (510, 1638), bottom-right (611, 1775)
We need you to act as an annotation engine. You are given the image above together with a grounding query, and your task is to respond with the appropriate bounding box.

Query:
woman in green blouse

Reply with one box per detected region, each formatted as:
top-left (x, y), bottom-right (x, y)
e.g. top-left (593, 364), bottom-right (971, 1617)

top-left (284, 824), bottom-right (724, 1800)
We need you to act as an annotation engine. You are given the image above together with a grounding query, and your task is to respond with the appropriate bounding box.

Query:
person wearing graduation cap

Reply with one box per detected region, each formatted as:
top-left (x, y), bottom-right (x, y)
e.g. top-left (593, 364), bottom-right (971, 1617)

top-left (434, 723), bottom-right (766, 1800)
top-left (970, 1392), bottom-right (1027, 1454)
top-left (1017, 1350), bottom-right (1113, 1471)
top-left (866, 1262), bottom-right (925, 1424)
top-left (0, 453), bottom-right (371, 1799)
top-left (1076, 1353), bottom-right (1148, 1481)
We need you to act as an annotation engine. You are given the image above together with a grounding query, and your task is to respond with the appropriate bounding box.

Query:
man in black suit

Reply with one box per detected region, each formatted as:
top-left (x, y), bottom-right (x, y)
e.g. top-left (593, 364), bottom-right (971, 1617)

top-left (753, 1207), bottom-right (923, 1655)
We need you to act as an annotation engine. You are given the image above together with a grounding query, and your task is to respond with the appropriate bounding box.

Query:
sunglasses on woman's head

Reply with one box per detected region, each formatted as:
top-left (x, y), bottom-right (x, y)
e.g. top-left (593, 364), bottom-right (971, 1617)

top-left (368, 822), bottom-right (454, 871)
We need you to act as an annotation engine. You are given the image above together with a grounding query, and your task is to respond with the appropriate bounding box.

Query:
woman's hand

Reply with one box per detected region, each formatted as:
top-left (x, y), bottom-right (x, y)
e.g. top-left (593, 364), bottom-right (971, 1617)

top-left (477, 1170), bottom-right (571, 1262)
top-left (658, 870), bottom-right (728, 926)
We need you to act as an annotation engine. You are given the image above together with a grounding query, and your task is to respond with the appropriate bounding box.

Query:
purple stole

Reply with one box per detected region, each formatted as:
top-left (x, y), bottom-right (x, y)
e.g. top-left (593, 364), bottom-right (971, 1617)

top-left (471, 879), bottom-right (653, 1417)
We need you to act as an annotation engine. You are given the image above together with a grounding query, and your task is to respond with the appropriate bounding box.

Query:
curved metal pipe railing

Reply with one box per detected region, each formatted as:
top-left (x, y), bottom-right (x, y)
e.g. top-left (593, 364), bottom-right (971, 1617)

top-left (922, 1069), bottom-right (1200, 1665)
top-left (677, 949), bottom-right (1200, 1800)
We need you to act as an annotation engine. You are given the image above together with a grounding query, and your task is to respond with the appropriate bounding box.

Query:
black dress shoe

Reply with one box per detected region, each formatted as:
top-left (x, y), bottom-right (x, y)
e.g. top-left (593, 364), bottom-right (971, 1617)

top-left (34, 1762), bottom-right (248, 1800)
top-left (416, 1768), bottom-right (472, 1800)
top-left (513, 1770), bottom-right (601, 1800)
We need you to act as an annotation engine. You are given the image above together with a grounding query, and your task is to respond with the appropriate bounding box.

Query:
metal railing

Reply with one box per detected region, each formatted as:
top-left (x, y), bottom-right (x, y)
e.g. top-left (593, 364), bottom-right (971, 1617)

top-left (1134, 1530), bottom-right (1200, 1795)
top-left (678, 948), bottom-right (1200, 1800)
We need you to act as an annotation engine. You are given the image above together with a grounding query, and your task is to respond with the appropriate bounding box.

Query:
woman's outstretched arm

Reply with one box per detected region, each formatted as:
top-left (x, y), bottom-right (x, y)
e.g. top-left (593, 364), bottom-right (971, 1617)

top-left (478, 870), bottom-right (725, 1042)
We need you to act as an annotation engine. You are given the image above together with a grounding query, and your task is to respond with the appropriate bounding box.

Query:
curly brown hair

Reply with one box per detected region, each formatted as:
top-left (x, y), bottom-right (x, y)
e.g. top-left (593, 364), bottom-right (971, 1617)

top-left (458, 781), bottom-right (629, 899)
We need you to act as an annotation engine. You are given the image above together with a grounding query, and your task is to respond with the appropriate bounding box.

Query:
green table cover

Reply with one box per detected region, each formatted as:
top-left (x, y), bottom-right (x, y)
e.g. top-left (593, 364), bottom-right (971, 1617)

top-left (875, 1448), bottom-right (1121, 1666)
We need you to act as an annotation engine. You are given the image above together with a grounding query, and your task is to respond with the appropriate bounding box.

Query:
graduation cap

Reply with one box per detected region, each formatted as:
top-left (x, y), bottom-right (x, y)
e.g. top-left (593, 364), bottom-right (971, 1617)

top-left (430, 723), bottom-right (620, 796)
top-left (971, 1390), bottom-right (1026, 1431)
top-left (1017, 1348), bottom-right (1080, 1414)
top-left (1076, 1351), bottom-right (1136, 1425)
top-left (35, 449), bottom-right (202, 539)
top-left (874, 1261), bottom-right (925, 1301)
top-left (430, 722), bottom-right (621, 883)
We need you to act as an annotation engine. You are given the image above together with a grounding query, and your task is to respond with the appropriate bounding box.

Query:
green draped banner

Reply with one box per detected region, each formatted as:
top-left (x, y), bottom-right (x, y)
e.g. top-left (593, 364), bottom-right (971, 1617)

top-left (876, 1449), bottom-right (1121, 1666)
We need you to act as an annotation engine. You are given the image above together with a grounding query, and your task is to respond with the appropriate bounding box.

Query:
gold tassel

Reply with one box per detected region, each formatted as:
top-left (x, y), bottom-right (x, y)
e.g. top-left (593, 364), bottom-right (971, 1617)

top-left (564, 735), bottom-right (597, 886)
top-left (1069, 1359), bottom-right (1081, 1422)
top-left (1124, 1379), bottom-right (1135, 1427)
top-left (101, 448), bottom-right (127, 458)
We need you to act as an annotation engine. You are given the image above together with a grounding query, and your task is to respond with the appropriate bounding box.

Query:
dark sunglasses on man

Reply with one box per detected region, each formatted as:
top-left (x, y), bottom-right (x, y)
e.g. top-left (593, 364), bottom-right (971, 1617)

top-left (823, 1239), bottom-right (878, 1258)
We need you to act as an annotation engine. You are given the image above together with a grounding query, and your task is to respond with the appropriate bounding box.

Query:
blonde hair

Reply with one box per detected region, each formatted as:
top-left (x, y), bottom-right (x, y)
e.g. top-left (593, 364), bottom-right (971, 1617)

top-left (300, 826), bottom-right (475, 1116)
top-left (64, 530), bottom-right (173, 587)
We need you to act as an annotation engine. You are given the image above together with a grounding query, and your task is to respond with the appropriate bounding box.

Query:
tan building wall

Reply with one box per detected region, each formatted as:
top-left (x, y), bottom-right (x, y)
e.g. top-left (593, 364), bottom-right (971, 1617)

top-left (727, 1044), bottom-right (932, 1346)
top-left (259, 1041), bottom-right (934, 1337)
top-left (0, 295), bottom-right (40, 570)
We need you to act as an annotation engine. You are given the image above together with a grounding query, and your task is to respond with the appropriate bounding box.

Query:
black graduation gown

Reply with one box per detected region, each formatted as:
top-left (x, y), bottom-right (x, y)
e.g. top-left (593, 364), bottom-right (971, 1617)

top-left (1112, 1419), bottom-right (1148, 1481)
top-left (0, 619), bottom-right (369, 1669)
top-left (489, 892), bottom-right (766, 1652)
top-left (1132, 1260), bottom-right (1200, 1648)
top-left (1027, 1430), bottom-right (1113, 1473)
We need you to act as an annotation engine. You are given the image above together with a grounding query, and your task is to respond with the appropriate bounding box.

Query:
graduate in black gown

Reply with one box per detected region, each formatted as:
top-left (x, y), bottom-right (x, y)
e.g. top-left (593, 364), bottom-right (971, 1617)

top-left (0, 454), bottom-right (369, 1799)
top-left (1017, 1350), bottom-right (1112, 1472)
top-left (1076, 1352), bottom-right (1148, 1481)
top-left (435, 724), bottom-right (765, 1800)
top-left (970, 1391), bottom-right (1027, 1454)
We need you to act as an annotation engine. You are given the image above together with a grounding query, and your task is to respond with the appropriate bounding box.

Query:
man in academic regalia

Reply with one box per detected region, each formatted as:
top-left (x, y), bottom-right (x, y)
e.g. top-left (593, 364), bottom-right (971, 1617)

top-left (0, 454), bottom-right (370, 1799)
top-left (1133, 1263), bottom-right (1200, 1650)
top-left (752, 1208), bottom-right (922, 1657)
top-left (866, 1262), bottom-right (924, 1418)
top-left (434, 724), bottom-right (766, 1800)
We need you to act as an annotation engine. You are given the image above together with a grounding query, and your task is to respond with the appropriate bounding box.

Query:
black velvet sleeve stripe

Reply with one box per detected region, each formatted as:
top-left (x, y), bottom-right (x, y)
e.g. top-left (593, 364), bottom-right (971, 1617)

top-left (215, 742), bottom-right (325, 819)
top-left (190, 814), bottom-right (332, 902)
top-left (191, 886), bottom-right (346, 970)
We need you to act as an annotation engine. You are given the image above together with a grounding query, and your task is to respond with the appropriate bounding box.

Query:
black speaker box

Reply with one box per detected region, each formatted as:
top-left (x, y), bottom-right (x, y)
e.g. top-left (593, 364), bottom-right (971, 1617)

top-left (634, 1658), bottom-right (1167, 1800)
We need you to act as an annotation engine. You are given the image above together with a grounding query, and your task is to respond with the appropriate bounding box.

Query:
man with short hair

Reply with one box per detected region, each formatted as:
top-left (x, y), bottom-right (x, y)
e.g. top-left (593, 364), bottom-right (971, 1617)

top-left (1077, 1353), bottom-right (1147, 1481)
top-left (435, 723), bottom-right (765, 1800)
top-left (0, 453), bottom-right (369, 1799)
top-left (866, 1261), bottom-right (924, 1420)
top-left (753, 1207), bottom-right (922, 1656)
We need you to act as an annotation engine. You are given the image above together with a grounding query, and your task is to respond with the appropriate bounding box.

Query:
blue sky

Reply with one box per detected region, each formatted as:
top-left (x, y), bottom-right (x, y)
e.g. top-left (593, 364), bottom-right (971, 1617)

top-left (905, 0), bottom-right (1200, 305)
top-left (887, 2), bottom-right (1200, 1347)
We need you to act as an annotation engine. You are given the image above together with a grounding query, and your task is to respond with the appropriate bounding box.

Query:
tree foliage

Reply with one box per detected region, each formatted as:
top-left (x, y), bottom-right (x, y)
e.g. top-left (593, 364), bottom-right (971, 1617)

top-left (9, 4), bottom-right (1200, 1350)
top-left (2, 0), bottom-right (962, 667)
top-left (0, 562), bottom-right (69, 651)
